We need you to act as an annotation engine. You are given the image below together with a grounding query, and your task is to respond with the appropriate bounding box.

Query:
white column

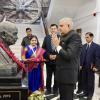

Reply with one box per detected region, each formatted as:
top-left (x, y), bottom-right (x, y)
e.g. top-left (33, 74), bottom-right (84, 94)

top-left (95, 0), bottom-right (100, 44)
top-left (46, 0), bottom-right (55, 27)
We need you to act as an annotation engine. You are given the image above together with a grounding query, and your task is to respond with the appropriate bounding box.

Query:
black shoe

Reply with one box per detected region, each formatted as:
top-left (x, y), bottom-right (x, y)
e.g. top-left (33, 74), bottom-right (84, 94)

top-left (53, 90), bottom-right (58, 96)
top-left (45, 90), bottom-right (51, 95)
top-left (87, 96), bottom-right (92, 100)
top-left (82, 96), bottom-right (88, 99)
top-left (76, 91), bottom-right (83, 95)
top-left (76, 90), bottom-right (82, 94)
top-left (79, 93), bottom-right (87, 97)
top-left (73, 93), bottom-right (79, 99)
top-left (53, 88), bottom-right (59, 95)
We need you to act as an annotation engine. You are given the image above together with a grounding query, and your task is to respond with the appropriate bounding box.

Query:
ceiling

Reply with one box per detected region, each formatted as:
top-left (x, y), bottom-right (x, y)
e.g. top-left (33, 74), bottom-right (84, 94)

top-left (46, 0), bottom-right (92, 26)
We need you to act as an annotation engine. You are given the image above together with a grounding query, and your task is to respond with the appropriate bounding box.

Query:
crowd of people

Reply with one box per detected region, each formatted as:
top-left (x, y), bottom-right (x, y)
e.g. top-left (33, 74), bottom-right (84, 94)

top-left (21, 17), bottom-right (100, 100)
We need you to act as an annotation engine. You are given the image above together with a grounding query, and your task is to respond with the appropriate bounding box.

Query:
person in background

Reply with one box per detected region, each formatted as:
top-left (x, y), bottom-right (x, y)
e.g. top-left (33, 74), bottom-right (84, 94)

top-left (21, 28), bottom-right (33, 48)
top-left (42, 24), bottom-right (59, 95)
top-left (21, 28), bottom-right (33, 79)
top-left (76, 28), bottom-right (83, 95)
top-left (52, 17), bottom-right (82, 100)
top-left (76, 28), bottom-right (82, 37)
top-left (22, 35), bottom-right (45, 94)
top-left (80, 32), bottom-right (99, 100)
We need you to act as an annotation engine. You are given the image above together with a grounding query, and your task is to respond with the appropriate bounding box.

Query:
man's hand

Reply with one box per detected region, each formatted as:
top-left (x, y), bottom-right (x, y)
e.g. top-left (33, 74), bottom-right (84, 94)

top-left (80, 66), bottom-right (82, 70)
top-left (91, 65), bottom-right (98, 72)
top-left (51, 33), bottom-right (60, 47)
top-left (92, 67), bottom-right (98, 72)
top-left (49, 54), bottom-right (57, 60)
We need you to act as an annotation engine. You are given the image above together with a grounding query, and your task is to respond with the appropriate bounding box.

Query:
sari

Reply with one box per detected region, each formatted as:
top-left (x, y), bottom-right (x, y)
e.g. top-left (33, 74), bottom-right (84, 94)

top-left (22, 45), bottom-right (45, 92)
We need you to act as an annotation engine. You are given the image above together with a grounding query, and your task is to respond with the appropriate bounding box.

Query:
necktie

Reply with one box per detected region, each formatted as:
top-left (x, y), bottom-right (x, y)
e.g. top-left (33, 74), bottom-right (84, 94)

top-left (50, 36), bottom-right (56, 51)
top-left (86, 44), bottom-right (89, 50)
top-left (86, 44), bottom-right (89, 52)
top-left (83, 44), bottom-right (90, 66)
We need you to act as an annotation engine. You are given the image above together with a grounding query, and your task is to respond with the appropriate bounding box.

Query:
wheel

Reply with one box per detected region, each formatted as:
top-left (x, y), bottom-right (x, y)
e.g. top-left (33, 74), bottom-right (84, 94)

top-left (0, 0), bottom-right (41, 23)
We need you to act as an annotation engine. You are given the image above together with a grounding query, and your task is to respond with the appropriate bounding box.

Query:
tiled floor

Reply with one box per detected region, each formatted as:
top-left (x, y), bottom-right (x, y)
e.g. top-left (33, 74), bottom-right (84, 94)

top-left (44, 66), bottom-right (100, 100)
top-left (92, 74), bottom-right (100, 100)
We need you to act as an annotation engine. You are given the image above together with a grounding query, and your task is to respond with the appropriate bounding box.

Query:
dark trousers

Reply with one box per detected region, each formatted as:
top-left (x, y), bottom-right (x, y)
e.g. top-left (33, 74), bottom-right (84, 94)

top-left (59, 83), bottom-right (74, 100)
top-left (46, 63), bottom-right (58, 92)
top-left (77, 69), bottom-right (83, 92)
top-left (82, 68), bottom-right (95, 97)
top-left (99, 74), bottom-right (100, 87)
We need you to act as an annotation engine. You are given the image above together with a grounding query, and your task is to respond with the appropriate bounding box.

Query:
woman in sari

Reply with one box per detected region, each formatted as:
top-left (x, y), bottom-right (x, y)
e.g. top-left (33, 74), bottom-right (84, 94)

top-left (22, 35), bottom-right (45, 93)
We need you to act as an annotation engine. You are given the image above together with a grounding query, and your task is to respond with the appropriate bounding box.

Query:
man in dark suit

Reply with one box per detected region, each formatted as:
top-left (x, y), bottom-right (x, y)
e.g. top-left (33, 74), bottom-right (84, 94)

top-left (21, 28), bottom-right (33, 78)
top-left (76, 28), bottom-right (83, 94)
top-left (52, 18), bottom-right (82, 100)
top-left (42, 24), bottom-right (59, 95)
top-left (80, 32), bottom-right (99, 100)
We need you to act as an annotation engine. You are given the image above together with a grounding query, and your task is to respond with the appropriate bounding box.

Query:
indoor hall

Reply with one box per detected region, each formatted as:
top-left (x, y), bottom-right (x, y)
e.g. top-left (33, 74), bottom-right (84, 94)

top-left (0, 0), bottom-right (100, 100)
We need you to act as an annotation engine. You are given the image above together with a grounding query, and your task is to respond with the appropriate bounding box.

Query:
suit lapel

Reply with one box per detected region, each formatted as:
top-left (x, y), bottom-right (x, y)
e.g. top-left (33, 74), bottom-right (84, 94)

top-left (83, 42), bottom-right (94, 55)
top-left (88, 42), bottom-right (94, 53)
top-left (83, 44), bottom-right (87, 54)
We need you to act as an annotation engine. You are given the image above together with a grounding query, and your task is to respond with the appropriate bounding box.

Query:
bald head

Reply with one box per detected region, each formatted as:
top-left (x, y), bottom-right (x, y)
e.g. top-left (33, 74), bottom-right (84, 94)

top-left (0, 21), bottom-right (18, 45)
top-left (0, 21), bottom-right (18, 34)
top-left (59, 17), bottom-right (73, 36)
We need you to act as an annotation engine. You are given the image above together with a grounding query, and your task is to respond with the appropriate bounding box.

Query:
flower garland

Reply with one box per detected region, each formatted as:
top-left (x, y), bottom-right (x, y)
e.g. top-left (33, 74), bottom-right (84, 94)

top-left (0, 43), bottom-right (27, 72)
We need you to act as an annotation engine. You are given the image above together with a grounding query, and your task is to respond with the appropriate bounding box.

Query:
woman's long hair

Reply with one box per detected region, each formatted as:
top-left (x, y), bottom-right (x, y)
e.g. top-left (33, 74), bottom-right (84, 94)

top-left (30, 35), bottom-right (40, 47)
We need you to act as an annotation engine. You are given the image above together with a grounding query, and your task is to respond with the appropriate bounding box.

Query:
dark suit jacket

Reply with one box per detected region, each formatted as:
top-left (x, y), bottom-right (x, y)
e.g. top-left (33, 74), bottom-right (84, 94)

top-left (42, 34), bottom-right (60, 65)
top-left (55, 30), bottom-right (82, 84)
top-left (80, 42), bottom-right (100, 70)
top-left (96, 46), bottom-right (100, 71)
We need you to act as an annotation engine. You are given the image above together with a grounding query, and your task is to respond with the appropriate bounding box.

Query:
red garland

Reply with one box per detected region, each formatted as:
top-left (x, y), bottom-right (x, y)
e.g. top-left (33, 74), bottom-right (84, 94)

top-left (24, 48), bottom-right (46, 72)
top-left (0, 43), bottom-right (27, 72)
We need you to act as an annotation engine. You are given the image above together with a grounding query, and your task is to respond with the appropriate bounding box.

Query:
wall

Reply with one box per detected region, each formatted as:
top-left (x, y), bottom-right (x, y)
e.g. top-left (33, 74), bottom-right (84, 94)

top-left (46, 0), bottom-right (88, 28)
top-left (46, 0), bottom-right (98, 44)
top-left (95, 0), bottom-right (100, 44)
top-left (74, 0), bottom-right (97, 44)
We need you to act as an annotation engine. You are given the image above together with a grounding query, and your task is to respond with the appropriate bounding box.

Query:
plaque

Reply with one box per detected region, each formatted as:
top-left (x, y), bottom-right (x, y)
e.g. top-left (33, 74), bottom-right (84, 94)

top-left (0, 91), bottom-right (20, 100)
top-left (0, 87), bottom-right (28, 100)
